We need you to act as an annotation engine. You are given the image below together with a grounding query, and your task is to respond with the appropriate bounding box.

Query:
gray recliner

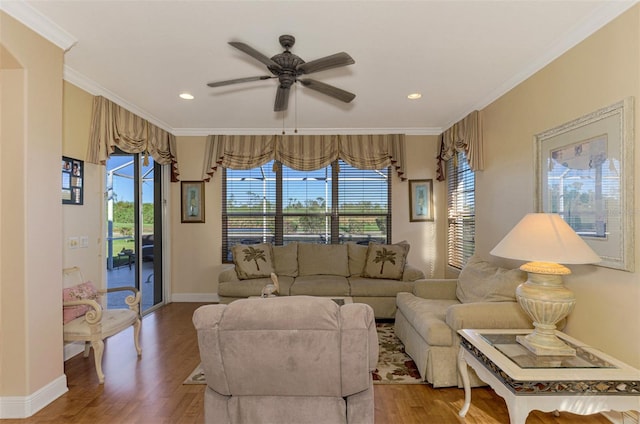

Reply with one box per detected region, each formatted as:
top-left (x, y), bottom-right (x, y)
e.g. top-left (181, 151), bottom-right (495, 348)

top-left (193, 296), bottom-right (378, 424)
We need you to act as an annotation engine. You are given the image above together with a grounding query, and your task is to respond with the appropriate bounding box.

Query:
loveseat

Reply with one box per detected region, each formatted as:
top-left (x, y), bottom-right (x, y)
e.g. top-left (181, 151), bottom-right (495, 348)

top-left (394, 255), bottom-right (534, 388)
top-left (193, 296), bottom-right (378, 424)
top-left (218, 241), bottom-right (425, 319)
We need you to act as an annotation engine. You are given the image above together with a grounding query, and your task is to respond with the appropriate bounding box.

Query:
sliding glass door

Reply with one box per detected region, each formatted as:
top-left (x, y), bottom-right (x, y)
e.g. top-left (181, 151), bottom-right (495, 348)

top-left (106, 151), bottom-right (163, 314)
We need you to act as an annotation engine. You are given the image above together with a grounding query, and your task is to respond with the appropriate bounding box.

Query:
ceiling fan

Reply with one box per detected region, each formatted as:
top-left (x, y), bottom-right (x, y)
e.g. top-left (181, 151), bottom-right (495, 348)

top-left (207, 34), bottom-right (356, 112)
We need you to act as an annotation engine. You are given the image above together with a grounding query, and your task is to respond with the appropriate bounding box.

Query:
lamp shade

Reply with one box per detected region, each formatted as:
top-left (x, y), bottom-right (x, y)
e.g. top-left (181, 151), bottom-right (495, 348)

top-left (490, 213), bottom-right (601, 264)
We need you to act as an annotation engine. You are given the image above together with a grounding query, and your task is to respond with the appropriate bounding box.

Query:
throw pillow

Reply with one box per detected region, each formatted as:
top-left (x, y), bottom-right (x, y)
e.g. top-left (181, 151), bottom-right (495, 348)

top-left (347, 242), bottom-right (368, 276)
top-left (232, 243), bottom-right (275, 279)
top-left (456, 255), bottom-right (527, 303)
top-left (361, 242), bottom-right (409, 280)
top-left (273, 242), bottom-right (298, 277)
top-left (63, 281), bottom-right (98, 324)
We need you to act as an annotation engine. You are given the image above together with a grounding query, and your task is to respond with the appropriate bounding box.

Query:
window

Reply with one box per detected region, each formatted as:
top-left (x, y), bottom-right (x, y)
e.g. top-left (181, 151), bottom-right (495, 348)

top-left (447, 151), bottom-right (475, 269)
top-left (222, 160), bottom-right (391, 262)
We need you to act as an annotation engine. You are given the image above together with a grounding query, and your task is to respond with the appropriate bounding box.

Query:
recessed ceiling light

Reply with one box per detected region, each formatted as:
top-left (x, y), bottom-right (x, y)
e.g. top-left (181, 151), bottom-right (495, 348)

top-left (179, 93), bottom-right (194, 100)
top-left (407, 93), bottom-right (422, 100)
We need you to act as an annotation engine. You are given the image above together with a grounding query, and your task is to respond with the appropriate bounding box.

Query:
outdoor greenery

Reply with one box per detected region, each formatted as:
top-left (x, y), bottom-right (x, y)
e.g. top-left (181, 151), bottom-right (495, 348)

top-left (227, 195), bottom-right (387, 237)
top-left (109, 201), bottom-right (154, 259)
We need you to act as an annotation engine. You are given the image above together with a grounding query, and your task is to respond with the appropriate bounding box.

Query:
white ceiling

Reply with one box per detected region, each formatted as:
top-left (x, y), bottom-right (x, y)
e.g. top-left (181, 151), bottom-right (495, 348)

top-left (3, 0), bottom-right (637, 135)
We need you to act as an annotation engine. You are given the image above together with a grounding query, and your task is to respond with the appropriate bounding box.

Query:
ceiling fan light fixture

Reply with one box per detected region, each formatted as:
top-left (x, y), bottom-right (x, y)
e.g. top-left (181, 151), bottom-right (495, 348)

top-left (407, 93), bottom-right (422, 100)
top-left (208, 35), bottom-right (356, 112)
top-left (179, 93), bottom-right (195, 100)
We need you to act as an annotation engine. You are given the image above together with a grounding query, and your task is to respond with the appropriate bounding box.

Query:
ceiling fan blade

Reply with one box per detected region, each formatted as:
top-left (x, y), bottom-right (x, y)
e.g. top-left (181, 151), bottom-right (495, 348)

top-left (299, 79), bottom-right (355, 103)
top-left (229, 41), bottom-right (282, 70)
top-left (297, 52), bottom-right (355, 75)
top-left (207, 76), bottom-right (273, 88)
top-left (274, 86), bottom-right (290, 112)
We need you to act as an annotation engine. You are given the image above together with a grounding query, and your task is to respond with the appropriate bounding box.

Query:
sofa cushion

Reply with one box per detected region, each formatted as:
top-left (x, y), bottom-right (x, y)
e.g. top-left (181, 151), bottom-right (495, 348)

top-left (232, 243), bottom-right (275, 279)
top-left (347, 242), bottom-right (368, 276)
top-left (273, 242), bottom-right (298, 277)
top-left (395, 292), bottom-right (459, 346)
top-left (362, 242), bottom-right (409, 280)
top-left (289, 275), bottom-right (350, 296)
top-left (298, 243), bottom-right (349, 277)
top-left (63, 281), bottom-right (98, 324)
top-left (456, 255), bottom-right (527, 303)
top-left (348, 277), bottom-right (413, 297)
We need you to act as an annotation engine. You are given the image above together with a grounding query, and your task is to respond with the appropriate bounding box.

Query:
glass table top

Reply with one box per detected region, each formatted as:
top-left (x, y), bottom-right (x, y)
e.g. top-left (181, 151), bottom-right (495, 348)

top-left (479, 333), bottom-right (616, 370)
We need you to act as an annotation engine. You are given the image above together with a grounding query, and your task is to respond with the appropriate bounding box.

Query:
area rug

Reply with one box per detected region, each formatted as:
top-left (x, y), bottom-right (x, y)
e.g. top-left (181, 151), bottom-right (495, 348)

top-left (184, 322), bottom-right (424, 385)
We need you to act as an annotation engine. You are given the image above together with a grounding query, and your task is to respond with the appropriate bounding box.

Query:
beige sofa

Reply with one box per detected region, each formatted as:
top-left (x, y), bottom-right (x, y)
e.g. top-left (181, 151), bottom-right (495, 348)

top-left (394, 255), bottom-right (534, 388)
top-left (193, 296), bottom-right (378, 424)
top-left (218, 242), bottom-right (425, 319)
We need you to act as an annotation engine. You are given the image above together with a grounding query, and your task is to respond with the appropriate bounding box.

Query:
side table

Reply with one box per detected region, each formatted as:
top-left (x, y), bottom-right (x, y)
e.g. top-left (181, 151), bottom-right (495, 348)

top-left (457, 329), bottom-right (640, 424)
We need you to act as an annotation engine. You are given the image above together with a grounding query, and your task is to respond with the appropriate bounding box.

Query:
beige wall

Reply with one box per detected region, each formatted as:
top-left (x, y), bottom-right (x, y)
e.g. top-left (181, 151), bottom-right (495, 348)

top-left (170, 136), bottom-right (224, 296)
top-left (0, 11), bottom-right (65, 400)
top-left (62, 82), bottom-right (103, 284)
top-left (478, 6), bottom-right (640, 367)
top-left (394, 136), bottom-right (446, 278)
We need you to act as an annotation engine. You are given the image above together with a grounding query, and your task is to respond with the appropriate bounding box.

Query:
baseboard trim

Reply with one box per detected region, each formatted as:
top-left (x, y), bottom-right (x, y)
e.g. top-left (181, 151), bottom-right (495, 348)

top-left (0, 374), bottom-right (68, 419)
top-left (64, 341), bottom-right (85, 361)
top-left (170, 293), bottom-right (220, 303)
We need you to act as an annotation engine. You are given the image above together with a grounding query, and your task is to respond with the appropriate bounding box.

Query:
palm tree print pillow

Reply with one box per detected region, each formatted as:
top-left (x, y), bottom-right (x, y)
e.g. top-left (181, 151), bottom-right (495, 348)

top-left (361, 242), bottom-right (409, 280)
top-left (231, 243), bottom-right (276, 279)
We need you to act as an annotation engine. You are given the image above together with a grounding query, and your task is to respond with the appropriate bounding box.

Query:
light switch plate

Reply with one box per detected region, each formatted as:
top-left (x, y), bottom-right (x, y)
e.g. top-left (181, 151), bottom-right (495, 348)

top-left (68, 237), bottom-right (79, 249)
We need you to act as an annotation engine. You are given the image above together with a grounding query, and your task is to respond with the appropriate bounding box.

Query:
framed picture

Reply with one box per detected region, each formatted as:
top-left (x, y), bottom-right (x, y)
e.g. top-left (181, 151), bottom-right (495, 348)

top-left (181, 181), bottom-right (205, 223)
top-left (535, 98), bottom-right (634, 271)
top-left (408, 179), bottom-right (434, 222)
top-left (62, 156), bottom-right (83, 205)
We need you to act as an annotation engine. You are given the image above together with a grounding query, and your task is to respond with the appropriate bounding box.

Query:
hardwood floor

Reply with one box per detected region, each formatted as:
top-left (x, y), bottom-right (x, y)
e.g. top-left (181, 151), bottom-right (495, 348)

top-left (7, 302), bottom-right (613, 424)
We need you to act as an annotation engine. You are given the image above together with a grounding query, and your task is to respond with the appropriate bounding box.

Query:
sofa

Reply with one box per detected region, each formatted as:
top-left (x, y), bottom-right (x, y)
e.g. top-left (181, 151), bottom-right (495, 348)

top-left (218, 241), bottom-right (425, 319)
top-left (394, 255), bottom-right (534, 388)
top-left (193, 296), bottom-right (378, 424)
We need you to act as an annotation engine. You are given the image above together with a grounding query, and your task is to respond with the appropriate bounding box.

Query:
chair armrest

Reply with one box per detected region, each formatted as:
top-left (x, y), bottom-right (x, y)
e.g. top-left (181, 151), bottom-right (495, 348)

top-left (445, 301), bottom-right (533, 331)
top-left (413, 279), bottom-right (458, 300)
top-left (218, 266), bottom-right (240, 283)
top-left (402, 264), bottom-right (425, 281)
top-left (63, 299), bottom-right (103, 324)
top-left (101, 286), bottom-right (141, 311)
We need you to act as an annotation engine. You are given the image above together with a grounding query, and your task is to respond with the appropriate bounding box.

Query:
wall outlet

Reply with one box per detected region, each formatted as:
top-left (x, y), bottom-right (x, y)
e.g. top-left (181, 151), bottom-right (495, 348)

top-left (68, 237), bottom-right (79, 249)
top-left (80, 236), bottom-right (89, 248)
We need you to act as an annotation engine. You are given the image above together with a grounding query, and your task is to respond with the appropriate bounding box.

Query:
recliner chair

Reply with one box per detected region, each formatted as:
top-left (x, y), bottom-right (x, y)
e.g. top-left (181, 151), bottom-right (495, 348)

top-left (192, 296), bottom-right (378, 424)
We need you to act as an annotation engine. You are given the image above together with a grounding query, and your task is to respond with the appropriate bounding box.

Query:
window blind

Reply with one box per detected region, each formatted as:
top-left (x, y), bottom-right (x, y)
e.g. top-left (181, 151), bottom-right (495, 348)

top-left (222, 160), bottom-right (391, 262)
top-left (337, 160), bottom-right (390, 245)
top-left (222, 162), bottom-right (276, 262)
top-left (447, 151), bottom-right (475, 269)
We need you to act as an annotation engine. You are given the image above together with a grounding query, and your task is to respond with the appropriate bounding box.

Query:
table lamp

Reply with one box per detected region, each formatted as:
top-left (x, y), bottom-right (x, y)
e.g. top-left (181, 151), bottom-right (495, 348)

top-left (490, 213), bottom-right (601, 356)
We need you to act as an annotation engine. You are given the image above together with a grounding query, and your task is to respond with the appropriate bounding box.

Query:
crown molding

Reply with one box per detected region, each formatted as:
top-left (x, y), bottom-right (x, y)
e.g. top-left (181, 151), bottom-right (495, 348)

top-left (460, 0), bottom-right (639, 126)
top-left (172, 127), bottom-right (442, 137)
top-left (64, 66), bottom-right (174, 133)
top-left (0, 0), bottom-right (77, 51)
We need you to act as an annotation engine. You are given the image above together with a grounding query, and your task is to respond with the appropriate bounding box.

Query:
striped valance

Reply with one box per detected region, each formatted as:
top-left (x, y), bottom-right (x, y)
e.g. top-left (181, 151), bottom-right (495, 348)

top-left (87, 96), bottom-right (179, 181)
top-left (202, 134), bottom-right (406, 181)
top-left (436, 110), bottom-right (484, 181)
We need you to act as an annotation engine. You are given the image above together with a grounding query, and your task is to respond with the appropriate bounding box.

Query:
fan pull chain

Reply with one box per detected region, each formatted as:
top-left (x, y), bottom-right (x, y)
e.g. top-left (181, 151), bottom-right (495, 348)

top-left (294, 84), bottom-right (298, 134)
top-left (282, 110), bottom-right (285, 135)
